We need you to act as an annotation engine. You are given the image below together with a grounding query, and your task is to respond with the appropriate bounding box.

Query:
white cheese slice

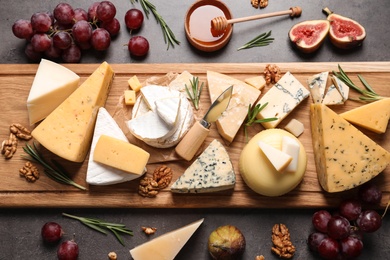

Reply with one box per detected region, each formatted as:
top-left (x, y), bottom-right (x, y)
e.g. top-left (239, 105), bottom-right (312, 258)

top-left (130, 218), bottom-right (204, 260)
top-left (87, 107), bottom-right (145, 185)
top-left (141, 85), bottom-right (180, 111)
top-left (322, 85), bottom-right (344, 105)
top-left (307, 71), bottom-right (328, 103)
top-left (155, 96), bottom-right (181, 127)
top-left (256, 71), bottom-right (310, 129)
top-left (27, 59), bottom-right (80, 125)
top-left (284, 118), bottom-right (304, 137)
top-left (168, 70), bottom-right (195, 98)
top-left (282, 136), bottom-right (300, 173)
top-left (331, 75), bottom-right (349, 101)
top-left (258, 140), bottom-right (292, 173)
top-left (171, 139), bottom-right (236, 193)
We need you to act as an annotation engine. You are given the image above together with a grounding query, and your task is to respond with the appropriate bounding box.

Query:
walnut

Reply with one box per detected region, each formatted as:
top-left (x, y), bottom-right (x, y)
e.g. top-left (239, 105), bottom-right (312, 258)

top-left (108, 252), bottom-right (117, 260)
top-left (251, 0), bottom-right (259, 8)
top-left (1, 133), bottom-right (18, 159)
top-left (255, 256), bottom-right (265, 260)
top-left (19, 161), bottom-right (40, 182)
top-left (142, 226), bottom-right (157, 235)
top-left (259, 0), bottom-right (268, 8)
top-left (152, 165), bottom-right (173, 189)
top-left (264, 64), bottom-right (282, 84)
top-left (10, 123), bottom-right (32, 140)
top-left (271, 224), bottom-right (296, 259)
top-left (138, 177), bottom-right (159, 197)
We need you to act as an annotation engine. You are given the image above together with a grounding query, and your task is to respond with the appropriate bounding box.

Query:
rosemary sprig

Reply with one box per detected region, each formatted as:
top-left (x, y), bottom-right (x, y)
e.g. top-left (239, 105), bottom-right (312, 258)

top-left (333, 64), bottom-right (387, 102)
top-left (130, 0), bottom-right (180, 49)
top-left (185, 76), bottom-right (204, 110)
top-left (244, 103), bottom-right (277, 142)
top-left (237, 31), bottom-right (274, 51)
top-left (62, 213), bottom-right (133, 246)
top-left (22, 143), bottom-right (86, 190)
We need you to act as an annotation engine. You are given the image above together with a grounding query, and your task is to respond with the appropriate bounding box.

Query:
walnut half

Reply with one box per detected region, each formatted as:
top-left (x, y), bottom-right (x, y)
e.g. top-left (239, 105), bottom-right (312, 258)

top-left (19, 161), bottom-right (40, 182)
top-left (271, 223), bottom-right (296, 259)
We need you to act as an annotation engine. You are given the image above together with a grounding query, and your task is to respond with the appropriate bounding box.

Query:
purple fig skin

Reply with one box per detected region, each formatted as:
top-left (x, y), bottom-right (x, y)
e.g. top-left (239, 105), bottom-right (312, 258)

top-left (208, 225), bottom-right (246, 260)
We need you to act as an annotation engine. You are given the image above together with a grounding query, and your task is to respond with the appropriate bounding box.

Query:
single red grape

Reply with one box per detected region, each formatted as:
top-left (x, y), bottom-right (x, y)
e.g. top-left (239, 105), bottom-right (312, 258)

top-left (90, 28), bottom-right (111, 51)
top-left (72, 20), bottom-right (92, 43)
top-left (31, 33), bottom-right (51, 52)
top-left (25, 43), bottom-right (42, 61)
top-left (312, 210), bottom-right (332, 233)
top-left (339, 199), bottom-right (362, 221)
top-left (31, 12), bottom-right (52, 33)
top-left (96, 1), bottom-right (116, 22)
top-left (356, 210), bottom-right (382, 233)
top-left (128, 36), bottom-right (149, 57)
top-left (327, 216), bottom-right (350, 240)
top-left (308, 232), bottom-right (328, 252)
top-left (53, 31), bottom-right (72, 49)
top-left (41, 222), bottom-right (64, 244)
top-left (44, 41), bottom-right (62, 59)
top-left (73, 8), bottom-right (88, 22)
top-left (54, 3), bottom-right (75, 25)
top-left (101, 18), bottom-right (120, 36)
top-left (340, 236), bottom-right (363, 259)
top-left (358, 182), bottom-right (382, 204)
top-left (12, 19), bottom-right (33, 39)
top-left (57, 239), bottom-right (79, 260)
top-left (62, 44), bottom-right (81, 63)
top-left (124, 9), bottom-right (144, 30)
top-left (87, 2), bottom-right (100, 22)
top-left (317, 237), bottom-right (340, 260)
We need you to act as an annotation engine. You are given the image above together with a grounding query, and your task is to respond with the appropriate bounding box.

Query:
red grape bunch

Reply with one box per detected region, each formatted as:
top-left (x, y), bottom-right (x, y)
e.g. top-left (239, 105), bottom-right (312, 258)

top-left (308, 182), bottom-right (384, 260)
top-left (12, 1), bottom-right (120, 63)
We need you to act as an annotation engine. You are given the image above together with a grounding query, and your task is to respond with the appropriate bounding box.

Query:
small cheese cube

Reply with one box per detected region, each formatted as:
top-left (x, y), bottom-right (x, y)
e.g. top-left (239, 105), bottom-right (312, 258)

top-left (258, 140), bottom-right (292, 173)
top-left (93, 135), bottom-right (150, 175)
top-left (128, 75), bottom-right (142, 92)
top-left (284, 118), bottom-right (304, 137)
top-left (244, 76), bottom-right (266, 90)
top-left (282, 136), bottom-right (300, 173)
top-left (124, 90), bottom-right (136, 105)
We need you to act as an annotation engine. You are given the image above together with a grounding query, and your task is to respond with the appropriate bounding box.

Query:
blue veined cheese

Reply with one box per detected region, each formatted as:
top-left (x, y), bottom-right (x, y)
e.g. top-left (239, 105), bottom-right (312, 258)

top-left (331, 75), bottom-right (349, 101)
top-left (170, 139), bottom-right (235, 193)
top-left (256, 71), bottom-right (310, 129)
top-left (307, 71), bottom-right (328, 103)
top-left (322, 84), bottom-right (344, 105)
top-left (87, 107), bottom-right (146, 185)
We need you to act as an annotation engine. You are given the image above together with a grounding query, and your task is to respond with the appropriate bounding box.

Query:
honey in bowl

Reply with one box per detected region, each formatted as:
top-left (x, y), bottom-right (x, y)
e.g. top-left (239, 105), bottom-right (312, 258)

top-left (185, 0), bottom-right (233, 52)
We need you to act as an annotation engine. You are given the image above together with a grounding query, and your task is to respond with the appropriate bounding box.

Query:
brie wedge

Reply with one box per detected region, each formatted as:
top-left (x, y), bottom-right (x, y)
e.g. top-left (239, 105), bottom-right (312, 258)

top-left (155, 96), bottom-right (181, 127)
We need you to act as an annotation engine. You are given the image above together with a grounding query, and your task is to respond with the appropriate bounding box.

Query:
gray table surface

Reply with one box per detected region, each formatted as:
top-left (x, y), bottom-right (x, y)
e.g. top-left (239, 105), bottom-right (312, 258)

top-left (1, 0), bottom-right (389, 259)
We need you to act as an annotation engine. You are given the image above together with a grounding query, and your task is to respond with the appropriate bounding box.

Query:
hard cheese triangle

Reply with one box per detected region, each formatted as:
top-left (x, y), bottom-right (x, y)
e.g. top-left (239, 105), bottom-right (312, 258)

top-left (31, 62), bottom-right (114, 162)
top-left (340, 98), bottom-right (390, 134)
top-left (310, 103), bottom-right (390, 192)
top-left (130, 218), bottom-right (204, 260)
top-left (171, 139), bottom-right (235, 193)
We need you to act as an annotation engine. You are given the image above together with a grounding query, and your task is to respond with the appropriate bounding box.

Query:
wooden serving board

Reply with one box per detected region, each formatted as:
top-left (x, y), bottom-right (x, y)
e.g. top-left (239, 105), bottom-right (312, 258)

top-left (0, 62), bottom-right (389, 208)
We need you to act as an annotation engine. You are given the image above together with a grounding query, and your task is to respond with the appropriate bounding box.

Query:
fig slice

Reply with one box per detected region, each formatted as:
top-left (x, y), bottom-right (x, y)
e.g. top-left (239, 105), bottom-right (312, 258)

top-left (288, 20), bottom-right (330, 53)
top-left (323, 7), bottom-right (366, 49)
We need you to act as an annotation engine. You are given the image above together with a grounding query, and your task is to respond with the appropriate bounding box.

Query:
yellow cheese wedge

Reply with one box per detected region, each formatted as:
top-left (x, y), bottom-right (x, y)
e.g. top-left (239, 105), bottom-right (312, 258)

top-left (258, 140), bottom-right (292, 172)
top-left (207, 71), bottom-right (261, 143)
top-left (310, 103), bottom-right (390, 192)
top-left (284, 118), bottom-right (304, 137)
top-left (27, 59), bottom-right (80, 125)
top-left (31, 62), bottom-right (114, 162)
top-left (340, 98), bottom-right (390, 134)
top-left (130, 218), bottom-right (204, 260)
top-left (93, 135), bottom-right (149, 175)
top-left (239, 129), bottom-right (307, 196)
top-left (244, 76), bottom-right (266, 90)
top-left (128, 75), bottom-right (142, 92)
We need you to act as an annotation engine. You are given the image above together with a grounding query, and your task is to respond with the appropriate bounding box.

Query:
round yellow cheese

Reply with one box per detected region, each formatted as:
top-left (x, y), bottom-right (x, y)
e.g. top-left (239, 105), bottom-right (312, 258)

top-left (239, 129), bottom-right (307, 196)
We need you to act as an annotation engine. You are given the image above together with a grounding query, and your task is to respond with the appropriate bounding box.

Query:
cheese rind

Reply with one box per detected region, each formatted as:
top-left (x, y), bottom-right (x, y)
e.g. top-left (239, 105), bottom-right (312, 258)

top-left (130, 218), bottom-right (204, 260)
top-left (27, 59), bottom-right (80, 125)
top-left (93, 135), bottom-right (149, 175)
top-left (171, 139), bottom-right (236, 193)
top-left (256, 71), bottom-right (310, 129)
top-left (340, 98), bottom-right (390, 134)
top-left (310, 103), bottom-right (390, 192)
top-left (31, 62), bottom-right (114, 162)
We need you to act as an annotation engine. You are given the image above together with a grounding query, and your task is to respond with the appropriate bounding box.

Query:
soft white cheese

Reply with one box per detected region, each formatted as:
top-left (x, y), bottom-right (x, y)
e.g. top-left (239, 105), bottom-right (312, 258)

top-left (155, 96), bottom-right (181, 127)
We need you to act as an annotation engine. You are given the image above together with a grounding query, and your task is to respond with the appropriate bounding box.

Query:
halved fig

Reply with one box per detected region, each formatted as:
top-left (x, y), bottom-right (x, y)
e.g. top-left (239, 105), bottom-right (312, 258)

top-left (323, 7), bottom-right (366, 49)
top-left (288, 20), bottom-right (330, 53)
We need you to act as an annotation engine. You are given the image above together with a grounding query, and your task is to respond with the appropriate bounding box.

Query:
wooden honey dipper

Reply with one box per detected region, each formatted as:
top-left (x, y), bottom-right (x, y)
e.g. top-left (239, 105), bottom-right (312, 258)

top-left (211, 6), bottom-right (302, 32)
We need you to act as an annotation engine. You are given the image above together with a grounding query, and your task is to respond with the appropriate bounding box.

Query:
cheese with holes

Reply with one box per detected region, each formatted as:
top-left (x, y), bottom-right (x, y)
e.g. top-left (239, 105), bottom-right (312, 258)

top-left (27, 59), bottom-right (80, 125)
top-left (239, 129), bottom-right (307, 196)
top-left (31, 62), bottom-right (114, 162)
top-left (130, 218), bottom-right (204, 260)
top-left (124, 90), bottom-right (136, 105)
top-left (87, 108), bottom-right (145, 185)
top-left (93, 135), bottom-right (149, 175)
top-left (171, 139), bottom-right (235, 193)
top-left (307, 71), bottom-right (328, 103)
top-left (258, 140), bottom-right (292, 172)
top-left (322, 84), bottom-right (344, 105)
top-left (340, 98), bottom-right (390, 134)
top-left (310, 103), bottom-right (390, 192)
top-left (256, 71), bottom-right (310, 129)
top-left (207, 71), bottom-right (261, 143)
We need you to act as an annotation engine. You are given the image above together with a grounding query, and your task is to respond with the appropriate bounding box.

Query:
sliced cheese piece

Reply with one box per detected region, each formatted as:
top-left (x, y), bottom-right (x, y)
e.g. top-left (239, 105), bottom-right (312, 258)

top-left (340, 98), bottom-right (390, 134)
top-left (171, 139), bottom-right (235, 193)
top-left (256, 71), bottom-right (310, 129)
top-left (239, 129), bottom-right (307, 196)
top-left (93, 135), bottom-right (149, 175)
top-left (31, 62), bottom-right (114, 162)
top-left (128, 75), bottom-right (142, 92)
top-left (130, 218), bottom-right (204, 260)
top-left (124, 90), bottom-right (136, 105)
top-left (307, 71), bottom-right (328, 103)
top-left (331, 75), bottom-right (349, 101)
top-left (86, 107), bottom-right (145, 185)
top-left (168, 70), bottom-right (194, 97)
top-left (141, 85), bottom-right (180, 111)
top-left (244, 75), bottom-right (266, 90)
top-left (155, 96), bottom-right (181, 127)
top-left (310, 103), bottom-right (390, 192)
top-left (282, 136), bottom-right (300, 173)
top-left (284, 118), bottom-right (304, 137)
top-left (207, 71), bottom-right (261, 143)
top-left (258, 140), bottom-right (292, 172)
top-left (322, 85), bottom-right (344, 105)
top-left (27, 59), bottom-right (80, 125)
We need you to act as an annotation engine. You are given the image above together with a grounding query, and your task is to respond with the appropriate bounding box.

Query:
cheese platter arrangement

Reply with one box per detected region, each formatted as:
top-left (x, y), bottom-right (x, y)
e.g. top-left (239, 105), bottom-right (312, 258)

top-left (0, 61), bottom-right (389, 208)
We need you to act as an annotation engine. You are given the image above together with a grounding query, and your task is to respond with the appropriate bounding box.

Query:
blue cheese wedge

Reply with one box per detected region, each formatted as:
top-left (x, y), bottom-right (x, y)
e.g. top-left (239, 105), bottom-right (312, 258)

top-left (171, 139), bottom-right (235, 193)
top-left (256, 71), bottom-right (310, 129)
top-left (307, 71), bottom-right (328, 103)
top-left (87, 107), bottom-right (146, 185)
top-left (322, 84), bottom-right (344, 105)
top-left (331, 75), bottom-right (349, 101)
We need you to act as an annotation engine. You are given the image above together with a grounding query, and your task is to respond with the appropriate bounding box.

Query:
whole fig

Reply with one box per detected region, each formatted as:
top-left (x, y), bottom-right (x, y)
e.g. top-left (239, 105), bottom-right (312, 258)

top-left (208, 225), bottom-right (246, 260)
